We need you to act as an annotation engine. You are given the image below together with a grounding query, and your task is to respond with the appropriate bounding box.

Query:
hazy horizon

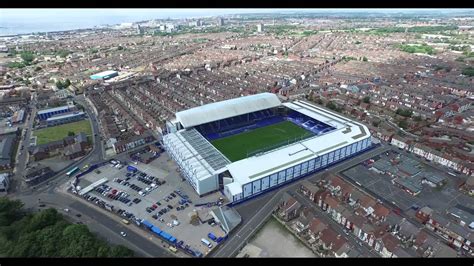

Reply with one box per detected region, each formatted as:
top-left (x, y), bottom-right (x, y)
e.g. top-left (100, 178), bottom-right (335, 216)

top-left (1, 8), bottom-right (472, 36)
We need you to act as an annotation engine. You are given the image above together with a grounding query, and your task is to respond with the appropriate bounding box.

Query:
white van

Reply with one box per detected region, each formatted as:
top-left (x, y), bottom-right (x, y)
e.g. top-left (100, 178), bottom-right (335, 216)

top-left (201, 238), bottom-right (212, 248)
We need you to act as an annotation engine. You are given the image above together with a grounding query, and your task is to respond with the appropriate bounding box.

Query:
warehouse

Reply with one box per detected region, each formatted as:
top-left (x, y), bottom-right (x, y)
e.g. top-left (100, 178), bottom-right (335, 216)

top-left (90, 70), bottom-right (119, 80)
top-left (163, 93), bottom-right (372, 204)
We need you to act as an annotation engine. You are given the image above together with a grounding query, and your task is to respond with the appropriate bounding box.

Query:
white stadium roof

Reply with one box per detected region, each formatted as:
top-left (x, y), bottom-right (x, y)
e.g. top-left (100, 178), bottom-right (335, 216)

top-left (175, 92), bottom-right (281, 128)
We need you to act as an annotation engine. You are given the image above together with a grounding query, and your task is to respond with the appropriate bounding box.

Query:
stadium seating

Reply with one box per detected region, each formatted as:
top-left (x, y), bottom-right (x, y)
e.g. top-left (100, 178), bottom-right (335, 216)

top-left (195, 107), bottom-right (335, 141)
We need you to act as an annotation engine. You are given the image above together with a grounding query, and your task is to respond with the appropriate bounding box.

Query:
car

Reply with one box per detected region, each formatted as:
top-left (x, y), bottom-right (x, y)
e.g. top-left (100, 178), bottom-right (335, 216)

top-left (167, 205), bottom-right (173, 209)
top-left (120, 231), bottom-right (127, 237)
top-left (158, 211), bottom-right (163, 215)
top-left (39, 204), bottom-right (46, 207)
top-left (152, 204), bottom-right (158, 209)
top-left (76, 214), bottom-right (82, 217)
top-left (64, 208), bottom-right (70, 212)
top-left (170, 193), bottom-right (176, 197)
top-left (176, 206), bottom-right (181, 211)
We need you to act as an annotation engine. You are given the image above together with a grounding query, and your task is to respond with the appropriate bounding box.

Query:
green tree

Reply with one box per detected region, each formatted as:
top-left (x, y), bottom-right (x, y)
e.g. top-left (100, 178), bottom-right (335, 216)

top-left (64, 79), bottom-right (71, 88)
top-left (20, 52), bottom-right (35, 63)
top-left (0, 198), bottom-right (134, 258)
top-left (398, 120), bottom-right (409, 129)
top-left (0, 198), bottom-right (24, 226)
top-left (67, 131), bottom-right (75, 137)
top-left (462, 67), bottom-right (474, 77)
top-left (363, 56), bottom-right (368, 62)
top-left (56, 81), bottom-right (64, 89)
top-left (363, 96), bottom-right (370, 104)
top-left (109, 245), bottom-right (134, 257)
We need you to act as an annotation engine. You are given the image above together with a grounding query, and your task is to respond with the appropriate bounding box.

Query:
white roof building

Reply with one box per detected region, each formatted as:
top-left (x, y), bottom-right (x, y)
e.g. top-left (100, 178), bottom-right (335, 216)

top-left (175, 93), bottom-right (281, 128)
top-left (163, 93), bottom-right (371, 203)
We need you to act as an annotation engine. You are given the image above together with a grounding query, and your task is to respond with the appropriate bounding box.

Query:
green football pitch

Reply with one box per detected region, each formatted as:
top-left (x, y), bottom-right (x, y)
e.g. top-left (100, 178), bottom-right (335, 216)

top-left (210, 121), bottom-right (314, 162)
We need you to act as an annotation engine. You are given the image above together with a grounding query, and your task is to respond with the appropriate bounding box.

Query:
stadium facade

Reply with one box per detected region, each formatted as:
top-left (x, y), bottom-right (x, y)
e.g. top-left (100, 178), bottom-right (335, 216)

top-left (163, 93), bottom-right (372, 204)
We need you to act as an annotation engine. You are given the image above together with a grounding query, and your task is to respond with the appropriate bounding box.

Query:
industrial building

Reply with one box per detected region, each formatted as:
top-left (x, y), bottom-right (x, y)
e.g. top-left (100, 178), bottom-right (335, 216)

top-left (37, 104), bottom-right (74, 121)
top-left (163, 93), bottom-right (372, 204)
top-left (90, 70), bottom-right (119, 80)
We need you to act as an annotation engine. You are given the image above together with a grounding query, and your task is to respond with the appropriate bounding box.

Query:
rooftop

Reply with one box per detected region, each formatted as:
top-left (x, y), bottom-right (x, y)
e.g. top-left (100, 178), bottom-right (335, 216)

top-left (175, 92), bottom-right (281, 128)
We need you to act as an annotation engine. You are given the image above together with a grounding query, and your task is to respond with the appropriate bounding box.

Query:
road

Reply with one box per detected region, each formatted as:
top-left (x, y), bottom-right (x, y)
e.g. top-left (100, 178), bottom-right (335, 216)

top-left (212, 144), bottom-right (390, 257)
top-left (15, 190), bottom-right (171, 257)
top-left (11, 93), bottom-right (37, 193)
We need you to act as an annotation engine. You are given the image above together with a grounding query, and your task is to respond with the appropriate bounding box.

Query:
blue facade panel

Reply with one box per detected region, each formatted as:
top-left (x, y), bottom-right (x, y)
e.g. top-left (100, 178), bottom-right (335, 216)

top-left (232, 137), bottom-right (372, 204)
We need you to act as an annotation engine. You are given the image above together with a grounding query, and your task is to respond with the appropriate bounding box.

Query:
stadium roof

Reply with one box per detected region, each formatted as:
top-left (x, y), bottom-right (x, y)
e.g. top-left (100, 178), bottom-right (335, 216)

top-left (37, 104), bottom-right (73, 115)
top-left (46, 111), bottom-right (85, 122)
top-left (175, 93), bottom-right (281, 128)
top-left (226, 100), bottom-right (370, 185)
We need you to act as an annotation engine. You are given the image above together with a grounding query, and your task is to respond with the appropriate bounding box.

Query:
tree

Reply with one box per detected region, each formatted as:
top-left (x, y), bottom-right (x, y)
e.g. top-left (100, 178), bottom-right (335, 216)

top-left (398, 120), bottom-right (409, 129)
top-left (20, 52), bottom-right (35, 63)
top-left (462, 67), bottom-right (474, 77)
top-left (414, 116), bottom-right (422, 122)
top-left (0, 198), bottom-right (24, 226)
top-left (56, 81), bottom-right (64, 89)
top-left (0, 198), bottom-right (133, 258)
top-left (64, 79), bottom-right (71, 88)
top-left (109, 245), bottom-right (134, 257)
top-left (67, 131), bottom-right (75, 137)
top-left (363, 56), bottom-right (368, 62)
top-left (363, 96), bottom-right (370, 104)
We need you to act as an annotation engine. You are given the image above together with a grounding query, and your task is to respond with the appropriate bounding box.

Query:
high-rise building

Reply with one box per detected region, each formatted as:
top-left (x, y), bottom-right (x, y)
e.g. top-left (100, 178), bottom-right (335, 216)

top-left (217, 17), bottom-right (224, 26)
top-left (136, 24), bottom-right (144, 35)
top-left (257, 23), bottom-right (264, 32)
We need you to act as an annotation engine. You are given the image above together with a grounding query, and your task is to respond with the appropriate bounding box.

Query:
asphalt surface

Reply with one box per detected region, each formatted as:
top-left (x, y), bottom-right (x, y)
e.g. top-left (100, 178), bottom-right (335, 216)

top-left (212, 144), bottom-right (390, 257)
top-left (11, 93), bottom-right (37, 193)
top-left (69, 199), bottom-right (172, 257)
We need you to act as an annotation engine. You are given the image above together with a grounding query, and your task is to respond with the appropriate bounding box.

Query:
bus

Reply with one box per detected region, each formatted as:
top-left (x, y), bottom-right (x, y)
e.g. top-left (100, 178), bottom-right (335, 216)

top-left (66, 167), bottom-right (80, 176)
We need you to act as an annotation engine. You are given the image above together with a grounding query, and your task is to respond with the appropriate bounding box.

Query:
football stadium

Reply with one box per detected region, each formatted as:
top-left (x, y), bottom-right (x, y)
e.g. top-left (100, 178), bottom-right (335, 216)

top-left (163, 93), bottom-right (372, 204)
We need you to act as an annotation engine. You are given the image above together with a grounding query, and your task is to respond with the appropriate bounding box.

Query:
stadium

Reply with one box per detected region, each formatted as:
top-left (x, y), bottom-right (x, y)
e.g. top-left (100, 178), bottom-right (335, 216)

top-left (163, 93), bottom-right (372, 204)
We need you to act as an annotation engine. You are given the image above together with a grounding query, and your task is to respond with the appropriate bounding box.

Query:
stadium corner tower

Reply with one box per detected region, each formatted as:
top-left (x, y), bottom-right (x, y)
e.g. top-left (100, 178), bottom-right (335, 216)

top-left (163, 93), bottom-right (372, 205)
